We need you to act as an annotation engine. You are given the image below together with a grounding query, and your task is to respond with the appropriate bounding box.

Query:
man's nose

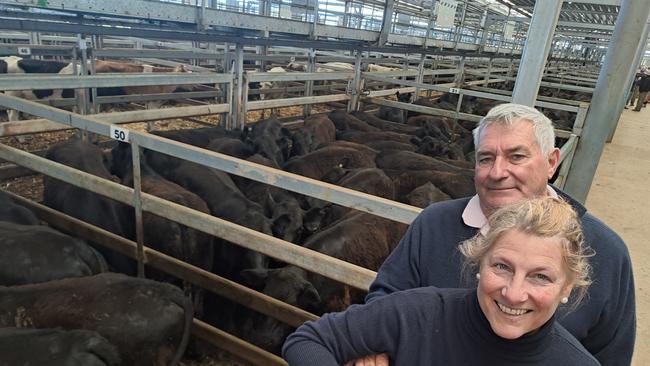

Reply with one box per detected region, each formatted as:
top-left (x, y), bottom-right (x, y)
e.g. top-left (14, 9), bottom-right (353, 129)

top-left (488, 156), bottom-right (509, 179)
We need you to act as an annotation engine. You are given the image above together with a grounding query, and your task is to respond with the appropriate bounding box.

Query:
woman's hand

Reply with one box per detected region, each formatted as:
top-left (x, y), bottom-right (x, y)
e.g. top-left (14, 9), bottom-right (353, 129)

top-left (344, 353), bottom-right (389, 366)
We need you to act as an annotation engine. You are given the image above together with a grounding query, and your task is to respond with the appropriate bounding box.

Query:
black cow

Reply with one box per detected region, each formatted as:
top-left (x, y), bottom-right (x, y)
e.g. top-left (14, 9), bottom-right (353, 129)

top-left (376, 91), bottom-right (412, 123)
top-left (290, 114), bottom-right (336, 157)
top-left (246, 117), bottom-right (293, 166)
top-left (405, 182), bottom-right (451, 208)
top-left (351, 110), bottom-right (421, 134)
top-left (328, 110), bottom-right (379, 132)
top-left (0, 273), bottom-right (193, 366)
top-left (241, 212), bottom-right (408, 353)
top-left (0, 222), bottom-right (108, 286)
top-left (167, 161), bottom-right (271, 278)
top-left (111, 143), bottom-right (214, 318)
top-left (283, 146), bottom-right (377, 180)
top-left (0, 190), bottom-right (39, 225)
top-left (43, 138), bottom-right (135, 275)
top-left (0, 328), bottom-right (121, 366)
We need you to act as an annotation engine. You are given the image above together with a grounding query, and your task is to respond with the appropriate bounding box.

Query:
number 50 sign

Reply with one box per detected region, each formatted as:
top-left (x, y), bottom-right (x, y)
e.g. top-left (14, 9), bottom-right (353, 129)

top-left (110, 125), bottom-right (130, 142)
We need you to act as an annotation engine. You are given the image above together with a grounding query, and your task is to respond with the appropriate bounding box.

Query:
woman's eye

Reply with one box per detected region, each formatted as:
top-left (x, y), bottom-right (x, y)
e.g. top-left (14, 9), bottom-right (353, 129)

top-left (494, 263), bottom-right (510, 271)
top-left (532, 273), bottom-right (551, 282)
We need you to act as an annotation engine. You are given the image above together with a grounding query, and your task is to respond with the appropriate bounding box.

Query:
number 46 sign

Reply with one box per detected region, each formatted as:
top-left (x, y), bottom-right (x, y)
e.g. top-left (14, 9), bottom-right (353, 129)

top-left (110, 125), bottom-right (130, 142)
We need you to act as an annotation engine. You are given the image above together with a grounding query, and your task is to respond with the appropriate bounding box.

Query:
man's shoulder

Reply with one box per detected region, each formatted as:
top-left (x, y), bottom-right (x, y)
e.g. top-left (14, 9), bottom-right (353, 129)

top-left (580, 212), bottom-right (629, 256)
top-left (418, 197), bottom-right (471, 219)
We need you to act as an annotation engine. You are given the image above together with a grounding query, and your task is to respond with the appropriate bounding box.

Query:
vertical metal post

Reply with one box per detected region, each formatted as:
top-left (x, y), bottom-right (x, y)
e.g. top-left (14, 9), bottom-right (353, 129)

top-left (309, 0), bottom-right (318, 40)
top-left (415, 53), bottom-right (426, 101)
top-left (484, 58), bottom-right (492, 85)
top-left (511, 0), bottom-right (562, 106)
top-left (130, 140), bottom-right (146, 278)
top-left (564, 0), bottom-right (650, 203)
top-left (232, 43), bottom-right (244, 130)
top-left (607, 14), bottom-right (650, 142)
top-left (378, 0), bottom-right (395, 46)
top-left (220, 43), bottom-right (231, 127)
top-left (348, 50), bottom-right (362, 112)
top-left (454, 0), bottom-right (467, 51)
top-left (304, 48), bottom-right (315, 116)
top-left (423, 0), bottom-right (437, 48)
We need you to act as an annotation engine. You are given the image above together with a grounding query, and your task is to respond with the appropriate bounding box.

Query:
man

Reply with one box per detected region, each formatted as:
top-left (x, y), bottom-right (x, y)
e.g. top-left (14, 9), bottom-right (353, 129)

top-left (352, 104), bottom-right (635, 366)
top-left (634, 71), bottom-right (650, 111)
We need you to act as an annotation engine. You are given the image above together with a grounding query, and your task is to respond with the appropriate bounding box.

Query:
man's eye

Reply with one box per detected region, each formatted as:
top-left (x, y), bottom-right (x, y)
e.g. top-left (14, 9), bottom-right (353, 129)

top-left (511, 154), bottom-right (526, 161)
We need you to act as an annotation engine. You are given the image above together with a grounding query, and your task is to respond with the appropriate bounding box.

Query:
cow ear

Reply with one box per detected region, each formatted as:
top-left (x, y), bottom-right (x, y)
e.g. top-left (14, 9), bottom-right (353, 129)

top-left (265, 192), bottom-right (277, 216)
top-left (301, 283), bottom-right (321, 308)
top-left (240, 268), bottom-right (269, 288)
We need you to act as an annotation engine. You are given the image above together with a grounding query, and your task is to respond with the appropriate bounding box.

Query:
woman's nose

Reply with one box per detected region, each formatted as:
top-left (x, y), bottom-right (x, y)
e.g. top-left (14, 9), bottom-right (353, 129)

top-left (501, 277), bottom-right (529, 303)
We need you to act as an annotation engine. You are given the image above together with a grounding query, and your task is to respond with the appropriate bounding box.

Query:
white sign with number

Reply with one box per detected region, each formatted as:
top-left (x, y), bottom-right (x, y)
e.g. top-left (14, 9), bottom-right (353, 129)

top-left (17, 47), bottom-right (31, 56)
top-left (110, 125), bottom-right (130, 142)
top-left (449, 88), bottom-right (461, 94)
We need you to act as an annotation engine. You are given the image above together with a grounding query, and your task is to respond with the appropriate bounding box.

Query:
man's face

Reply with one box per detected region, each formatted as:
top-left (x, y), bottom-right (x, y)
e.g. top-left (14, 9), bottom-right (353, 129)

top-left (475, 120), bottom-right (560, 215)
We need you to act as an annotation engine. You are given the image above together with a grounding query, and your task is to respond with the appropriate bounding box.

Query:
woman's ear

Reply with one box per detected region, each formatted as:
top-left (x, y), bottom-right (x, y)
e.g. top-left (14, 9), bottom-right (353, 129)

top-left (560, 284), bottom-right (574, 304)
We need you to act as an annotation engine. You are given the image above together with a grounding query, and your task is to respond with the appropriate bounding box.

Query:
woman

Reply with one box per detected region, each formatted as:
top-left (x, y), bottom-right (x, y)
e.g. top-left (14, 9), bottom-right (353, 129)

top-left (282, 197), bottom-right (598, 365)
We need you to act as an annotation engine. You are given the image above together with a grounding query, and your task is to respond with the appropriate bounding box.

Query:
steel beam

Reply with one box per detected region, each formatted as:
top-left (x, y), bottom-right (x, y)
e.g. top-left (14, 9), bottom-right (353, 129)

top-left (512, 1), bottom-right (563, 106)
top-left (564, 0), bottom-right (650, 202)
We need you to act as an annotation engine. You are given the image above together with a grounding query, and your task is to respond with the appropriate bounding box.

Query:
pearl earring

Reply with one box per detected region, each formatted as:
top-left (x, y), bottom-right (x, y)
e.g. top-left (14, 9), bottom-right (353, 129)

top-left (475, 273), bottom-right (481, 280)
top-left (561, 297), bottom-right (568, 304)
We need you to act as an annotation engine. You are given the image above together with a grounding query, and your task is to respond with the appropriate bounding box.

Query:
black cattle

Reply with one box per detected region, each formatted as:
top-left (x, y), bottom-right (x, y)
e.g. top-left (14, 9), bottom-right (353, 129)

top-left (310, 168), bottom-right (396, 229)
top-left (167, 161), bottom-right (271, 278)
top-left (141, 127), bottom-right (242, 176)
top-left (283, 146), bottom-right (377, 180)
top-left (290, 114), bottom-right (336, 157)
top-left (351, 110), bottom-right (421, 135)
top-left (0, 190), bottom-right (39, 225)
top-left (417, 135), bottom-right (466, 160)
top-left (327, 110), bottom-right (379, 132)
top-left (111, 143), bottom-right (214, 318)
top-left (338, 130), bottom-right (420, 146)
top-left (0, 222), bottom-right (108, 286)
top-left (0, 328), bottom-right (121, 366)
top-left (43, 139), bottom-right (135, 275)
top-left (241, 212), bottom-right (408, 353)
top-left (376, 91), bottom-right (412, 123)
top-left (376, 150), bottom-right (470, 173)
top-left (0, 273), bottom-right (193, 366)
top-left (386, 169), bottom-right (476, 199)
top-left (246, 117), bottom-right (293, 166)
top-left (206, 137), bottom-right (255, 159)
top-left (405, 182), bottom-right (451, 208)
top-left (363, 139), bottom-right (417, 152)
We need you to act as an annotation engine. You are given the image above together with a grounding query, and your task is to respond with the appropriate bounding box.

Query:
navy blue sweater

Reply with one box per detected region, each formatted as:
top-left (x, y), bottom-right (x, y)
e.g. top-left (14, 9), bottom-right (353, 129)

top-left (366, 191), bottom-right (635, 365)
top-left (283, 287), bottom-right (600, 365)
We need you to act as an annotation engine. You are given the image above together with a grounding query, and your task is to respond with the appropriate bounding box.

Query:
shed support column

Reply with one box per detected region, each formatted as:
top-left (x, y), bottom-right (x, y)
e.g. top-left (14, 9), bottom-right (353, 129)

top-left (511, 0), bottom-right (563, 106)
top-left (377, 0), bottom-right (395, 46)
top-left (607, 15), bottom-right (650, 142)
top-left (564, 0), bottom-right (650, 203)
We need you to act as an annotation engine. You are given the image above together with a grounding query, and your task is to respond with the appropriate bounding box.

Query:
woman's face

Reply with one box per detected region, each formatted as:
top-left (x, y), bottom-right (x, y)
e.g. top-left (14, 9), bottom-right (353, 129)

top-left (477, 229), bottom-right (573, 340)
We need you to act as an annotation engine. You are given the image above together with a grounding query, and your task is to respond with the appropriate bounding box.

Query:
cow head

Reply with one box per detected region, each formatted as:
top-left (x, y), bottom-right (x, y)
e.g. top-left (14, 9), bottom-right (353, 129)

top-left (240, 266), bottom-right (321, 353)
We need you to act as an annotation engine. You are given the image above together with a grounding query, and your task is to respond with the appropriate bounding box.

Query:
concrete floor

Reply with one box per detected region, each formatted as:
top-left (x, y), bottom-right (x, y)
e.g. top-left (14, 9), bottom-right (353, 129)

top-left (585, 105), bottom-right (650, 365)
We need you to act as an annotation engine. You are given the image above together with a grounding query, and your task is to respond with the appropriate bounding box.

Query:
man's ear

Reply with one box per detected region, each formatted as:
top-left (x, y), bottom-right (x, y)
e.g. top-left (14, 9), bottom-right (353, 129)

top-left (547, 147), bottom-right (561, 179)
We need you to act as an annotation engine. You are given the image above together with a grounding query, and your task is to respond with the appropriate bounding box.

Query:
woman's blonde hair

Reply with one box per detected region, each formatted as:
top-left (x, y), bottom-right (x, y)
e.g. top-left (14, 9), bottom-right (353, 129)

top-left (459, 197), bottom-right (593, 309)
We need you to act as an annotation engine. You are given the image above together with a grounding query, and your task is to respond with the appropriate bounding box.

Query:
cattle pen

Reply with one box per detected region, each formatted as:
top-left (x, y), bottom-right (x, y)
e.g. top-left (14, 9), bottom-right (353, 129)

top-left (0, 0), bottom-right (647, 365)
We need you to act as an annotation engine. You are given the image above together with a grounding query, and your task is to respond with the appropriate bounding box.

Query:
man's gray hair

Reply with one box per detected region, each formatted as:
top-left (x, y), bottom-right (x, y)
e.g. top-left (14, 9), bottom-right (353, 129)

top-left (473, 103), bottom-right (556, 156)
